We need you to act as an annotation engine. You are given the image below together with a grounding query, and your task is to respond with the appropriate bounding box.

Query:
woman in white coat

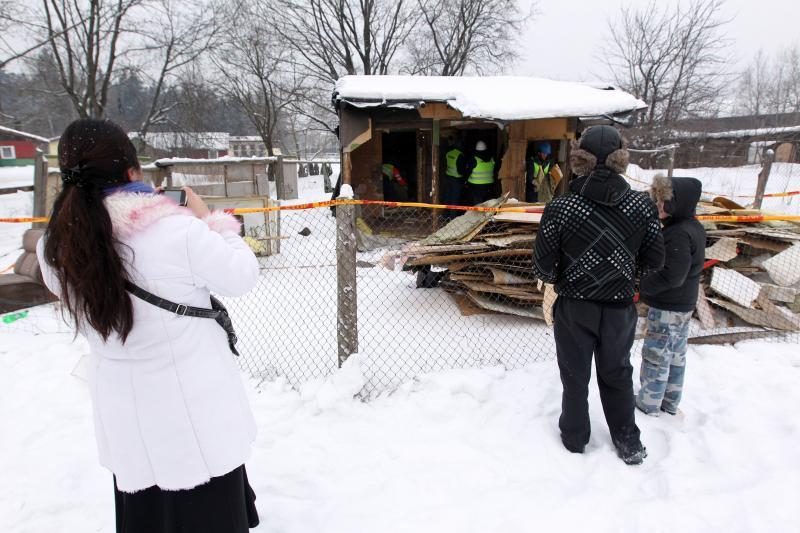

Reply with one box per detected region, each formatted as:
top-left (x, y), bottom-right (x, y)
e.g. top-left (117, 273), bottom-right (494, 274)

top-left (37, 118), bottom-right (261, 532)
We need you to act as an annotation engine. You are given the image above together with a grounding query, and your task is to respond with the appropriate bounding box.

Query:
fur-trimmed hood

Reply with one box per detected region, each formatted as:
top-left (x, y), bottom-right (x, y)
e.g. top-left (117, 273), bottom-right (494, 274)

top-left (649, 175), bottom-right (702, 221)
top-left (104, 192), bottom-right (242, 239)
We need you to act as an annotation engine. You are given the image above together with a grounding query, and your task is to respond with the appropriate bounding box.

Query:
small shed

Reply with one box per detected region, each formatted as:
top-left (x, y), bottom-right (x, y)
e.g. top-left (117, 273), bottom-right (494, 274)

top-left (332, 76), bottom-right (646, 203)
top-left (0, 125), bottom-right (48, 167)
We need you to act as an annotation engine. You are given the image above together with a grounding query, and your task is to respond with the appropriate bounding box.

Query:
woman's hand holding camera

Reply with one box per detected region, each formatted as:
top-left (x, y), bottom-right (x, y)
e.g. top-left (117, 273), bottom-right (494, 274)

top-left (183, 187), bottom-right (210, 219)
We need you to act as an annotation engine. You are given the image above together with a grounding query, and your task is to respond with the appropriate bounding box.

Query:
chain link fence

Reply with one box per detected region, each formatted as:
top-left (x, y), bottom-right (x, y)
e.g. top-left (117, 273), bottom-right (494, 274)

top-left (220, 197), bottom-right (800, 398)
top-left (3, 178), bottom-right (800, 398)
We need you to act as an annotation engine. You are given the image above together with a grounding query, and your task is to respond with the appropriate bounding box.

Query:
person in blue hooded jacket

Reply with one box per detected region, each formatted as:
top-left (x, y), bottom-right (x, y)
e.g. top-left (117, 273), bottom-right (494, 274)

top-left (637, 175), bottom-right (706, 418)
top-left (525, 141), bottom-right (559, 203)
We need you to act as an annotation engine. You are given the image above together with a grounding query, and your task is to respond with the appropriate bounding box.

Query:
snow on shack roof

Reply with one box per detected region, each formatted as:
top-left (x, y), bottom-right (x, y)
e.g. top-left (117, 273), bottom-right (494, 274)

top-left (334, 76), bottom-right (647, 121)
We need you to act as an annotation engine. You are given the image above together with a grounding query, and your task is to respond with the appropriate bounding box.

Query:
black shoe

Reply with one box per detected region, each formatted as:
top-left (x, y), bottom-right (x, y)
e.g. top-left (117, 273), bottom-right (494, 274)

top-left (612, 437), bottom-right (648, 465)
top-left (561, 435), bottom-right (585, 454)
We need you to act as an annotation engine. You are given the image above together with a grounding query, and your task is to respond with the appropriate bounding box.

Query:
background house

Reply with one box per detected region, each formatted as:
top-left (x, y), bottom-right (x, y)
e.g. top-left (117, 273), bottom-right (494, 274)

top-left (631, 112), bottom-right (800, 168)
top-left (129, 131), bottom-right (230, 159)
top-left (0, 126), bottom-right (49, 167)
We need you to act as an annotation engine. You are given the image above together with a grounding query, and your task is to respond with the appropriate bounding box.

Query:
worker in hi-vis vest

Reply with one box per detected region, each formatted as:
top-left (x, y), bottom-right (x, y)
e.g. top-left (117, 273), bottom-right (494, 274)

top-left (442, 137), bottom-right (474, 212)
top-left (526, 141), bottom-right (562, 203)
top-left (467, 140), bottom-right (496, 205)
top-left (382, 163), bottom-right (408, 201)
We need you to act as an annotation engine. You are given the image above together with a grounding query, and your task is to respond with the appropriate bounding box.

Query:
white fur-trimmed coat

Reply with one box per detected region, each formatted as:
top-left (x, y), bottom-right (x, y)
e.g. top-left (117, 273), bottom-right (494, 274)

top-left (37, 192), bottom-right (260, 492)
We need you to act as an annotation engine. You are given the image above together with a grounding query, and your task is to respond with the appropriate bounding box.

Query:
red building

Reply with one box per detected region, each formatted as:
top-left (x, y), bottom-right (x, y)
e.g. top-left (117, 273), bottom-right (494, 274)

top-left (0, 125), bottom-right (49, 167)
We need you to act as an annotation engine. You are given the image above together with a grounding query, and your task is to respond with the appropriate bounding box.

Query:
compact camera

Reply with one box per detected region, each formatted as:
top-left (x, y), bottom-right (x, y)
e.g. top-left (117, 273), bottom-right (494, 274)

top-left (161, 188), bottom-right (187, 206)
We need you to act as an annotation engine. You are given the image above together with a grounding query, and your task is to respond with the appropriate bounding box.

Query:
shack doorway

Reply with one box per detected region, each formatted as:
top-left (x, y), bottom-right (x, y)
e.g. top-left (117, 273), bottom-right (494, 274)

top-left (381, 131), bottom-right (418, 202)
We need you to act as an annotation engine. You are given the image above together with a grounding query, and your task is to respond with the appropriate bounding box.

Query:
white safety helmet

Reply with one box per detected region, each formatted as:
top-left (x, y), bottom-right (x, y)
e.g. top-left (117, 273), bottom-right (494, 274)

top-left (475, 140), bottom-right (487, 151)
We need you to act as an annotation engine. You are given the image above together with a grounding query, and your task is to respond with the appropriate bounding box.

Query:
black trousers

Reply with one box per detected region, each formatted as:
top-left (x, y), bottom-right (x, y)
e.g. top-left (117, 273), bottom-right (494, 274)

top-left (114, 465), bottom-right (259, 533)
top-left (553, 297), bottom-right (640, 449)
top-left (467, 183), bottom-right (495, 205)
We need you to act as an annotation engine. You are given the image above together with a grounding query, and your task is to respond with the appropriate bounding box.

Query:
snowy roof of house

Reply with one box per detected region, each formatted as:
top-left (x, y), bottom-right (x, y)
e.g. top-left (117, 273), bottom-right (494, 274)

top-left (129, 131), bottom-right (230, 151)
top-left (0, 125), bottom-right (49, 144)
top-left (334, 76), bottom-right (647, 121)
top-left (671, 125), bottom-right (800, 140)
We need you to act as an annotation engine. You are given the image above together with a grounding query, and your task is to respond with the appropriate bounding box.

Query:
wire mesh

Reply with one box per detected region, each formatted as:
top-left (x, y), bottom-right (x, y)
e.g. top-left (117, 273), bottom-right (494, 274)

top-left (217, 196), bottom-right (800, 398)
top-left (3, 172), bottom-right (800, 398)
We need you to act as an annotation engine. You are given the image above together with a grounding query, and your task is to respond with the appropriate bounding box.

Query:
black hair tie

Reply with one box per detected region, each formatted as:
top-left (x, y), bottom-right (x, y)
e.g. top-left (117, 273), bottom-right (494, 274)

top-left (61, 166), bottom-right (92, 189)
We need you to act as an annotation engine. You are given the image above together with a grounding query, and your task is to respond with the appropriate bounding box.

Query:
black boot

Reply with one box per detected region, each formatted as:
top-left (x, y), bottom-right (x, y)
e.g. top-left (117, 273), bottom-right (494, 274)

top-left (612, 435), bottom-right (648, 465)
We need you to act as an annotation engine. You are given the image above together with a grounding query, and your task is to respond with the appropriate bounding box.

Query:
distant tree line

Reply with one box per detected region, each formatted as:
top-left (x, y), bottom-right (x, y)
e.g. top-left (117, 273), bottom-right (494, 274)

top-left (1, 0), bottom-right (799, 154)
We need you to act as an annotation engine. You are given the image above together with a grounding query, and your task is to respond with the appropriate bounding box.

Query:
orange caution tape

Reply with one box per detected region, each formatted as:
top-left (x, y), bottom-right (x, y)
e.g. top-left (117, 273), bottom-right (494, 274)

top-left (5, 201), bottom-right (800, 224)
top-left (0, 217), bottom-right (49, 223)
top-left (224, 199), bottom-right (545, 215)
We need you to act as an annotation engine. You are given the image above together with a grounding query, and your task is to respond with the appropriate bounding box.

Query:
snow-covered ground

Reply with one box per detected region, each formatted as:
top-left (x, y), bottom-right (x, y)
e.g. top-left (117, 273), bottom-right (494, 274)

top-left (1, 307), bottom-right (799, 532)
top-left (0, 191), bottom-right (33, 270)
top-left (627, 162), bottom-right (800, 214)
top-left (0, 166), bottom-right (34, 189)
top-left (2, 166), bottom-right (800, 532)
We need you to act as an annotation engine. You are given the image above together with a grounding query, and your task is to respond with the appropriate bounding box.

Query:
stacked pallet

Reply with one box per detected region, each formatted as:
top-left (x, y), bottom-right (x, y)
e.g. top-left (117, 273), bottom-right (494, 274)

top-left (400, 199), bottom-right (555, 321)
top-left (393, 197), bottom-right (800, 340)
top-left (694, 202), bottom-right (800, 342)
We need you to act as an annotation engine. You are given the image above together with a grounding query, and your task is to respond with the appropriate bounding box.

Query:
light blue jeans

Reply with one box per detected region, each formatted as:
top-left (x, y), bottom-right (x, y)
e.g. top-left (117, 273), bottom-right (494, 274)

top-left (637, 307), bottom-right (692, 415)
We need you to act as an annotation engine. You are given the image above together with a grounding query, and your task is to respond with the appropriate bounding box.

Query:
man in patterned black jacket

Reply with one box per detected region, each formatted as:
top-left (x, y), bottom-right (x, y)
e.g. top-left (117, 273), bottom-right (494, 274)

top-left (533, 125), bottom-right (665, 465)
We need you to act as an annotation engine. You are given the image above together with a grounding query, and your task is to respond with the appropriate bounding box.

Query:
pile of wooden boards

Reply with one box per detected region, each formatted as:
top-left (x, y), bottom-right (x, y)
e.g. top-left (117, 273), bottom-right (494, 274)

top-left (392, 196), bottom-right (800, 342)
top-left (694, 201), bottom-right (800, 342)
top-left (397, 198), bottom-right (556, 321)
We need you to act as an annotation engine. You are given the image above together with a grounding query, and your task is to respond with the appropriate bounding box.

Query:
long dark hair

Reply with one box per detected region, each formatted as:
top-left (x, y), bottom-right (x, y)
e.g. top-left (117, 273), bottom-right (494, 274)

top-left (43, 119), bottom-right (141, 342)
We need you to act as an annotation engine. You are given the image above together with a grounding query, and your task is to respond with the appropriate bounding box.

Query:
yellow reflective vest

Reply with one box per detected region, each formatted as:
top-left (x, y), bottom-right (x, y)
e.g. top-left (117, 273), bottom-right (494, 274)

top-left (468, 156), bottom-right (495, 185)
top-left (446, 149), bottom-right (464, 178)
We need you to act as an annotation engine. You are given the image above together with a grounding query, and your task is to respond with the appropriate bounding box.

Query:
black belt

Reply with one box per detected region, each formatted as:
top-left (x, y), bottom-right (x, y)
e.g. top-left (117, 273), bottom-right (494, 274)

top-left (125, 281), bottom-right (240, 356)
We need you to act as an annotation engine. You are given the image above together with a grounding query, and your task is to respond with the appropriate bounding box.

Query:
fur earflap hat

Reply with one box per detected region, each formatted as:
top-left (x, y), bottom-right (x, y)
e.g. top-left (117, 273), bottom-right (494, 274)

top-left (649, 174), bottom-right (673, 205)
top-left (569, 125), bottom-right (630, 176)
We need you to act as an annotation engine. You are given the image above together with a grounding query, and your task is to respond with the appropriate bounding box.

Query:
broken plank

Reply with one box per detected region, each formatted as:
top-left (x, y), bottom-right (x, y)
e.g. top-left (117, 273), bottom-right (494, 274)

top-left (695, 290), bottom-right (716, 329)
top-left (466, 292), bottom-right (545, 320)
top-left (709, 267), bottom-right (761, 307)
top-left (492, 212), bottom-right (542, 224)
top-left (406, 248), bottom-right (532, 267)
top-left (707, 297), bottom-right (800, 331)
top-left (688, 330), bottom-right (787, 345)
top-left (705, 237), bottom-right (739, 262)
top-left (489, 267), bottom-right (537, 285)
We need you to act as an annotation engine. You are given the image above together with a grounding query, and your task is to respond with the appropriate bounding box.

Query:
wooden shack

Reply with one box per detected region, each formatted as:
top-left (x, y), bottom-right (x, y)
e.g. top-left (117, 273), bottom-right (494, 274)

top-left (333, 76), bottom-right (646, 203)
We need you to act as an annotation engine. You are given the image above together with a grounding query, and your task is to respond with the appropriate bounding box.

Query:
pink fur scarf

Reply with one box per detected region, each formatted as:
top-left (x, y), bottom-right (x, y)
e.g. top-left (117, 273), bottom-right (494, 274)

top-left (103, 192), bottom-right (241, 240)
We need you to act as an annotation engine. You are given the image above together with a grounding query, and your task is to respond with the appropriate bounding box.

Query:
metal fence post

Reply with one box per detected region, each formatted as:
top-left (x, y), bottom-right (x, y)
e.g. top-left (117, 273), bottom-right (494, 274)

top-left (276, 155), bottom-right (285, 200)
top-left (32, 148), bottom-right (48, 229)
top-left (336, 188), bottom-right (358, 367)
top-left (754, 149), bottom-right (774, 210)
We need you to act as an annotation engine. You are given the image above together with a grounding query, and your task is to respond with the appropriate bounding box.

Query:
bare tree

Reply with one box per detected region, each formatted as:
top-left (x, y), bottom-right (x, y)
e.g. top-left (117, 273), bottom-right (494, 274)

top-left (736, 44), bottom-right (800, 116)
top-left (737, 50), bottom-right (771, 116)
top-left (213, 2), bottom-right (306, 157)
top-left (130, 0), bottom-right (227, 142)
top-left (31, 0), bottom-right (147, 119)
top-left (273, 0), bottom-right (418, 83)
top-left (268, 0), bottom-right (419, 131)
top-left (406, 0), bottom-right (534, 76)
top-left (603, 0), bottom-right (731, 126)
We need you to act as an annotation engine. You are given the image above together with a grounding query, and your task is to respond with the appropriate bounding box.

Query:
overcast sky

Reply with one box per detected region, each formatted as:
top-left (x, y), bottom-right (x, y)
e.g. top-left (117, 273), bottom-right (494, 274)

top-left (518, 0), bottom-right (800, 82)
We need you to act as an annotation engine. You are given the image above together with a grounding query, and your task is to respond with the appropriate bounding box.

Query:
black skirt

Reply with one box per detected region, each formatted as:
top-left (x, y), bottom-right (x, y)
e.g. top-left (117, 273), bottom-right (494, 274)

top-left (114, 465), bottom-right (259, 533)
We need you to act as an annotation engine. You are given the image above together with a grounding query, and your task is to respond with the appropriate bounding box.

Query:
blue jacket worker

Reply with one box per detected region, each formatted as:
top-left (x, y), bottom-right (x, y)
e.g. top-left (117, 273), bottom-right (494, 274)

top-left (526, 141), bottom-right (560, 203)
top-left (532, 125), bottom-right (665, 466)
top-left (637, 175), bottom-right (705, 417)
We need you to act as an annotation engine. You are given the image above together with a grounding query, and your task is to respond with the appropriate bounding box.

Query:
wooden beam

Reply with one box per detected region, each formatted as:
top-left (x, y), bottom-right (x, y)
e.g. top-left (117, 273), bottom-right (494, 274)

top-left (418, 102), bottom-right (462, 120)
